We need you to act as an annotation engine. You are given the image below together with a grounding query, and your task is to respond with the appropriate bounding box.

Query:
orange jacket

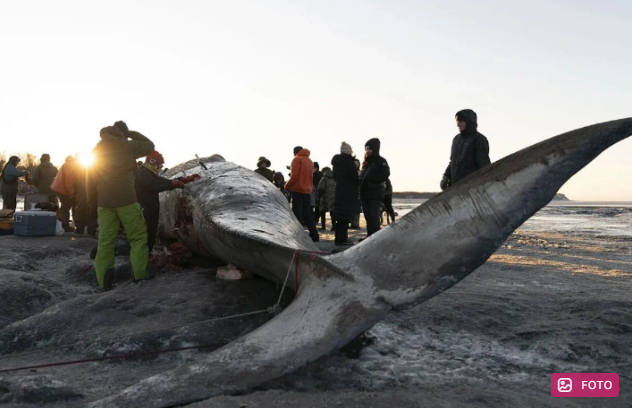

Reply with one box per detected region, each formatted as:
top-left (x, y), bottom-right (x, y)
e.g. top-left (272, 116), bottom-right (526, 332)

top-left (285, 149), bottom-right (314, 194)
top-left (50, 159), bottom-right (77, 196)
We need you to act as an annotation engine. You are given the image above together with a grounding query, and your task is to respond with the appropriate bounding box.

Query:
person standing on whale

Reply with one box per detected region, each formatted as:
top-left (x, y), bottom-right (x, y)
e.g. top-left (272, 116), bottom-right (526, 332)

top-left (441, 109), bottom-right (491, 190)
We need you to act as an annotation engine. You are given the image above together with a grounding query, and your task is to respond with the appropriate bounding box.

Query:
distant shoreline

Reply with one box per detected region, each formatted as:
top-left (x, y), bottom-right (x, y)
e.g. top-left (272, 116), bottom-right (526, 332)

top-left (392, 192), bottom-right (570, 201)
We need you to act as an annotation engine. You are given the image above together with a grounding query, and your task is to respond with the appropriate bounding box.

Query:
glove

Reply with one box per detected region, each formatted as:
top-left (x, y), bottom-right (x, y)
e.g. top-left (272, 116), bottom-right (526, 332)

top-left (172, 180), bottom-right (186, 188)
top-left (440, 176), bottom-right (450, 191)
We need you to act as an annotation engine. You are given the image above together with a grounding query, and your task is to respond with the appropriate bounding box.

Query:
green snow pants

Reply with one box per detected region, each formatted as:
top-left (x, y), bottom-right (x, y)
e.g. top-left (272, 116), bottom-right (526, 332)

top-left (95, 203), bottom-right (149, 288)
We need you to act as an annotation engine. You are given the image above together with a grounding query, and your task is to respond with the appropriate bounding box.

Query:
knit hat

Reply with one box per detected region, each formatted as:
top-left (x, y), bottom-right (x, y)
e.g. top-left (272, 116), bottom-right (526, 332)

top-left (145, 150), bottom-right (165, 166)
top-left (365, 138), bottom-right (381, 155)
top-left (340, 142), bottom-right (352, 155)
top-left (257, 156), bottom-right (271, 168)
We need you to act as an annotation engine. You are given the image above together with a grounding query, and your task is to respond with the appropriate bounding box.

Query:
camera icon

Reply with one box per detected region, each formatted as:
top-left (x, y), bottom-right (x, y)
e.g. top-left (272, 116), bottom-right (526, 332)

top-left (557, 378), bottom-right (572, 392)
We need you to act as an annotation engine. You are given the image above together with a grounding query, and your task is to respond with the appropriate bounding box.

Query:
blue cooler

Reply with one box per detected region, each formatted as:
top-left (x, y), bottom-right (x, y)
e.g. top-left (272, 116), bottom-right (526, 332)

top-left (14, 210), bottom-right (57, 237)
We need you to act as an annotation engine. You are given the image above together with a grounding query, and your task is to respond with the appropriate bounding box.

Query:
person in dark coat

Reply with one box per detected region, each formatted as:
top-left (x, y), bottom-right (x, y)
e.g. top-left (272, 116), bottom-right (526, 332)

top-left (32, 154), bottom-right (59, 204)
top-left (134, 151), bottom-right (199, 252)
top-left (1, 156), bottom-right (29, 210)
top-left (331, 142), bottom-right (359, 245)
top-left (273, 171), bottom-right (290, 202)
top-left (316, 166), bottom-right (335, 230)
top-left (359, 138), bottom-right (390, 237)
top-left (254, 156), bottom-right (274, 182)
top-left (73, 161), bottom-right (98, 236)
top-left (383, 178), bottom-right (395, 224)
top-left (441, 109), bottom-right (491, 190)
top-left (312, 162), bottom-right (323, 224)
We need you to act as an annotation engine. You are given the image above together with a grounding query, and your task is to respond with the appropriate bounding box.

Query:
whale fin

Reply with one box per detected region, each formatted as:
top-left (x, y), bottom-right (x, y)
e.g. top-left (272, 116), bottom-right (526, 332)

top-left (327, 118), bottom-right (632, 309)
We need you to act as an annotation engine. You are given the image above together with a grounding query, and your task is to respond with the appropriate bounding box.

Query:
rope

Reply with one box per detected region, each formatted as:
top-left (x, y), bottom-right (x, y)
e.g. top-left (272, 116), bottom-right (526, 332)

top-left (0, 248), bottom-right (329, 373)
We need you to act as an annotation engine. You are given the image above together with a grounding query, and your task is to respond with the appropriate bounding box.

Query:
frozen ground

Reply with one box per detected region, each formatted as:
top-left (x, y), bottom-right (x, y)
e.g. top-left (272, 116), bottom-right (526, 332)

top-left (0, 200), bottom-right (631, 407)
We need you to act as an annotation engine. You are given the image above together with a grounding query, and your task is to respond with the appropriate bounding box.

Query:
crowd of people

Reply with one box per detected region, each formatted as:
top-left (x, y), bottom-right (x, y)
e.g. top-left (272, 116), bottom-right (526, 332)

top-left (253, 108), bottom-right (490, 246)
top-left (0, 108), bottom-right (490, 290)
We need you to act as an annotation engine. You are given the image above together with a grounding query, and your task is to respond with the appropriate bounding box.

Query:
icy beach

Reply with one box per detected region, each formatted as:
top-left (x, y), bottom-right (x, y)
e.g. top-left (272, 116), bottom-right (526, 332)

top-left (0, 199), bottom-right (630, 407)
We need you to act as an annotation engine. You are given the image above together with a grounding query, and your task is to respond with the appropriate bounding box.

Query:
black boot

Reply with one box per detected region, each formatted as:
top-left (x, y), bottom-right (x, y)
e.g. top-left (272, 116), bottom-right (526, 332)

top-left (103, 268), bottom-right (114, 291)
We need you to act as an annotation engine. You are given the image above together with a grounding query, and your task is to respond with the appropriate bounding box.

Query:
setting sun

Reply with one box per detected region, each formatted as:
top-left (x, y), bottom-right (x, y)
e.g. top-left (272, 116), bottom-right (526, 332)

top-left (79, 152), bottom-right (94, 167)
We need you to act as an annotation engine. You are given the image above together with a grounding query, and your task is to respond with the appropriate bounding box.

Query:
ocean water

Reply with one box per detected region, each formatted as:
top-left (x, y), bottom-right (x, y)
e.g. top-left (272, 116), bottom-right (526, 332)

top-left (393, 199), bottom-right (632, 237)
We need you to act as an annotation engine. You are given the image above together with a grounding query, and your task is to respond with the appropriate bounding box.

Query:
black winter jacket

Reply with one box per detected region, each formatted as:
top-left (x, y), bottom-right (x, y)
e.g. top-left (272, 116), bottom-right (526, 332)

top-left (331, 153), bottom-right (360, 222)
top-left (134, 166), bottom-right (177, 215)
top-left (359, 155), bottom-right (390, 201)
top-left (443, 131), bottom-right (490, 185)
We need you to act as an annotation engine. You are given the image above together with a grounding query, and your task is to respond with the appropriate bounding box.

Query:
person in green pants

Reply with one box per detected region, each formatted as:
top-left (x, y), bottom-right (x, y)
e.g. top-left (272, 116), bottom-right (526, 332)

top-left (91, 121), bottom-right (155, 290)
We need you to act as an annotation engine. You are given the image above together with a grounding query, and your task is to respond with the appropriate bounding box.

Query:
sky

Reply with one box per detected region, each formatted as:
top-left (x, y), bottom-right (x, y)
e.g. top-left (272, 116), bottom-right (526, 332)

top-left (0, 0), bottom-right (630, 200)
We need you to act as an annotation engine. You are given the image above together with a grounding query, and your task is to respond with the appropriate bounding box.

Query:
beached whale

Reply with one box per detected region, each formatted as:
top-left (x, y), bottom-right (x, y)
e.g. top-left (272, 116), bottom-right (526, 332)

top-left (92, 118), bottom-right (632, 407)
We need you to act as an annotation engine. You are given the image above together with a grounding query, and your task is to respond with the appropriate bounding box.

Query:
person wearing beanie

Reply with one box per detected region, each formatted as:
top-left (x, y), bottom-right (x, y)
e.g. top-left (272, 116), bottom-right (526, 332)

top-left (285, 146), bottom-right (319, 242)
top-left (441, 109), bottom-right (491, 190)
top-left (32, 153), bottom-right (59, 204)
top-left (359, 138), bottom-right (390, 237)
top-left (330, 142), bottom-right (360, 245)
top-left (254, 156), bottom-right (274, 182)
top-left (1, 156), bottom-right (29, 210)
top-left (134, 150), bottom-right (200, 253)
top-left (91, 121), bottom-right (155, 290)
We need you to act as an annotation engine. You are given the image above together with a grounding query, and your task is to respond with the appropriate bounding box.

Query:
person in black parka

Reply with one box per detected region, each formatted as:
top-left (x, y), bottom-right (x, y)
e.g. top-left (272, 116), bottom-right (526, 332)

top-left (359, 138), bottom-right (390, 237)
top-left (441, 109), bottom-right (491, 190)
top-left (331, 142), bottom-right (359, 246)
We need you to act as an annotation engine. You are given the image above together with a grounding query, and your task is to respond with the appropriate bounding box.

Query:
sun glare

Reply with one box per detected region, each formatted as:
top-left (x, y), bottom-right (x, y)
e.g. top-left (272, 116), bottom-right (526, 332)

top-left (79, 152), bottom-right (94, 167)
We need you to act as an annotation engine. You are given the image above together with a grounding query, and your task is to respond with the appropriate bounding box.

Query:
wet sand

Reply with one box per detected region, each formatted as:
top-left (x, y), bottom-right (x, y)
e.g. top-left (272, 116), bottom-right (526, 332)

top-left (0, 211), bottom-right (631, 407)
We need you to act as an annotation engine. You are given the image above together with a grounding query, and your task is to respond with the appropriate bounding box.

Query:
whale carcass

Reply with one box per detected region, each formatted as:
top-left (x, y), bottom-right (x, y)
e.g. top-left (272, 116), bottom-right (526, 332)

top-left (92, 118), bottom-right (632, 407)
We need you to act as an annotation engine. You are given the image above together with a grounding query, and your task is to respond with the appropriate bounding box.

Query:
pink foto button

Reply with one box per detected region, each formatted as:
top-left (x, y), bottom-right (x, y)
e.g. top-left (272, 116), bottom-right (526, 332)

top-left (551, 373), bottom-right (619, 397)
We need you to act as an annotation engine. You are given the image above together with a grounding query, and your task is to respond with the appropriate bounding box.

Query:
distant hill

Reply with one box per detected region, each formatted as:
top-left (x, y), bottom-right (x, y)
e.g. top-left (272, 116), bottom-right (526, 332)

top-left (393, 192), bottom-right (570, 201)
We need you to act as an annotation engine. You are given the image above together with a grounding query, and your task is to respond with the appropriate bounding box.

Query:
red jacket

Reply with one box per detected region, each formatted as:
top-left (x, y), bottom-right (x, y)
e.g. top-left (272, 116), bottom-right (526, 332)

top-left (285, 149), bottom-right (314, 194)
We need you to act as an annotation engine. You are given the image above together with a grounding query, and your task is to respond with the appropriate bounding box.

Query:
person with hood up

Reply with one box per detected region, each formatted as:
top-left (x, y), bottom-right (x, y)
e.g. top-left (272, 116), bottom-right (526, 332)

top-left (273, 171), bottom-right (290, 202)
top-left (91, 121), bottom-right (155, 290)
top-left (440, 109), bottom-right (491, 190)
top-left (331, 142), bottom-right (360, 245)
top-left (359, 138), bottom-right (390, 237)
top-left (1, 156), bottom-right (29, 210)
top-left (135, 150), bottom-right (200, 252)
top-left (32, 154), bottom-right (59, 204)
top-left (254, 156), bottom-right (274, 182)
top-left (316, 166), bottom-right (335, 231)
top-left (285, 146), bottom-right (319, 242)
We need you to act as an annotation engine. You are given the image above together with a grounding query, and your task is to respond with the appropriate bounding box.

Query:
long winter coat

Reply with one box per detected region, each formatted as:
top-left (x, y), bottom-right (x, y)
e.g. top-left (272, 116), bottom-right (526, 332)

top-left (331, 153), bottom-right (360, 222)
top-left (317, 168), bottom-right (336, 213)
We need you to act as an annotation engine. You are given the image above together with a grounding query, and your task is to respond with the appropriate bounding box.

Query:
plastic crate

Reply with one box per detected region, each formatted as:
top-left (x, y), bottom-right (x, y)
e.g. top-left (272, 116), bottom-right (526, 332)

top-left (13, 210), bottom-right (57, 237)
